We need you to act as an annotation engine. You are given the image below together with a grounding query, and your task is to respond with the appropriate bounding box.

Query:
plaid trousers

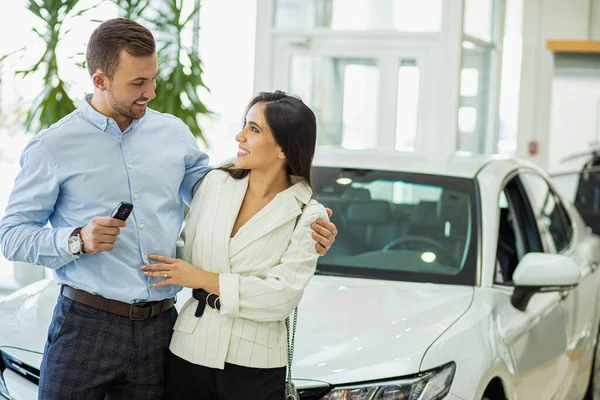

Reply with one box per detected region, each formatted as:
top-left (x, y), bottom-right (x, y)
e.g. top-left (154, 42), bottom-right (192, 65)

top-left (38, 293), bottom-right (177, 400)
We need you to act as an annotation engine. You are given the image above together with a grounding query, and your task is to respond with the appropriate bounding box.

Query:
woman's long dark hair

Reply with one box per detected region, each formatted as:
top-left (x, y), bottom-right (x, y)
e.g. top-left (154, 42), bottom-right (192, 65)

top-left (216, 90), bottom-right (317, 189)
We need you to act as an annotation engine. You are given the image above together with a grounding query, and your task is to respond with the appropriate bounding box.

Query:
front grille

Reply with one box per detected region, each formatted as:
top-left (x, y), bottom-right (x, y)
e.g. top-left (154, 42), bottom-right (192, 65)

top-left (1, 352), bottom-right (39, 386)
top-left (298, 385), bottom-right (332, 399)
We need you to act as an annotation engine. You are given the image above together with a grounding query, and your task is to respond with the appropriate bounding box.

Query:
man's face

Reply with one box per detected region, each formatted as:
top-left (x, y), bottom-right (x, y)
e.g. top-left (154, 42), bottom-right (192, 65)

top-left (105, 50), bottom-right (158, 120)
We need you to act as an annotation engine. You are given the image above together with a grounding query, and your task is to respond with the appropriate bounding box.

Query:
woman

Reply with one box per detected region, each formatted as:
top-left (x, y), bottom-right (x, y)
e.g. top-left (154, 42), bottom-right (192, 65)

top-left (141, 91), bottom-right (328, 399)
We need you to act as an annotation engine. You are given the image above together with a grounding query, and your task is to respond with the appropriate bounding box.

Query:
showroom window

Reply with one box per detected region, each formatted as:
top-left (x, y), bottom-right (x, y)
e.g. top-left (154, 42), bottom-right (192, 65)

top-left (457, 0), bottom-right (523, 155)
top-left (289, 56), bottom-right (380, 149)
top-left (395, 59), bottom-right (421, 151)
top-left (273, 0), bottom-right (442, 32)
top-left (457, 0), bottom-right (503, 154)
top-left (256, 0), bottom-right (462, 154)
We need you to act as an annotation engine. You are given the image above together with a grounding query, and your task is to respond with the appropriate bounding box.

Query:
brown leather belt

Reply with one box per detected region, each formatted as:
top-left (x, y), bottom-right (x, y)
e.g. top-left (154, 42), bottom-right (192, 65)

top-left (61, 285), bottom-right (175, 321)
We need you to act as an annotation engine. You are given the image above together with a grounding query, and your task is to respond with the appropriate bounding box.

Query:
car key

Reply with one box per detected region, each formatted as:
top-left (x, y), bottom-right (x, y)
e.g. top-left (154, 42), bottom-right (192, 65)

top-left (110, 202), bottom-right (134, 221)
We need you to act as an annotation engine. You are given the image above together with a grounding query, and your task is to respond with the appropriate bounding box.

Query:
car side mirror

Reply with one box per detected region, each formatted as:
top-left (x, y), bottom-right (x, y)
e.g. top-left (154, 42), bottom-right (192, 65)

top-left (510, 252), bottom-right (580, 311)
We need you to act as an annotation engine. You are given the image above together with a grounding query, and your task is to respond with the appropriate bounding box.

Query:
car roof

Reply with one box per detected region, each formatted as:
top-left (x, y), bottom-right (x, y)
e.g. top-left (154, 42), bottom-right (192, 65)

top-left (313, 148), bottom-right (544, 179)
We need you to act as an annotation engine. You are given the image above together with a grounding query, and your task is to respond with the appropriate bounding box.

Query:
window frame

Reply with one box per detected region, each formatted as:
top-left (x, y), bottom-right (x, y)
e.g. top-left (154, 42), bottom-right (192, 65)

top-left (270, 34), bottom-right (434, 152)
top-left (313, 166), bottom-right (481, 286)
top-left (457, 0), bottom-right (506, 154)
top-left (493, 176), bottom-right (543, 286)
top-left (519, 171), bottom-right (575, 255)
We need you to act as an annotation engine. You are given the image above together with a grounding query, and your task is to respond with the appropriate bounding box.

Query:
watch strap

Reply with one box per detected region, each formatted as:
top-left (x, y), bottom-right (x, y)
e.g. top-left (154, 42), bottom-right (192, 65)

top-left (70, 227), bottom-right (82, 237)
top-left (70, 227), bottom-right (84, 255)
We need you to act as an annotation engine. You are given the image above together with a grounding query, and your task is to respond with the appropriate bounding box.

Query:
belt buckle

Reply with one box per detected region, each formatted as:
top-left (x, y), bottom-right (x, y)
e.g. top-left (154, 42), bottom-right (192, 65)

top-left (128, 304), bottom-right (147, 321)
top-left (205, 293), bottom-right (214, 310)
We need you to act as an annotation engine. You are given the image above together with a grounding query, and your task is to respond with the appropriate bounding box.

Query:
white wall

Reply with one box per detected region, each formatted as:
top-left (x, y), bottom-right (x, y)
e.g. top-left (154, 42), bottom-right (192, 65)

top-left (547, 56), bottom-right (600, 173)
top-left (517, 0), bottom-right (599, 170)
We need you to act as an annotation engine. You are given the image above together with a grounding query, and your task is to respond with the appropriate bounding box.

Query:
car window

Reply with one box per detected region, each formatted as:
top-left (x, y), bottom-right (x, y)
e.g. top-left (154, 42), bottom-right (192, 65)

top-left (520, 173), bottom-right (573, 253)
top-left (495, 178), bottom-right (543, 285)
top-left (314, 167), bottom-right (478, 286)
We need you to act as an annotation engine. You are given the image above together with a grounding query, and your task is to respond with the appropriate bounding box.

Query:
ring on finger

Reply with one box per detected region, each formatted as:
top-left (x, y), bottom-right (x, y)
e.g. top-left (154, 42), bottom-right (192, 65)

top-left (164, 272), bottom-right (168, 278)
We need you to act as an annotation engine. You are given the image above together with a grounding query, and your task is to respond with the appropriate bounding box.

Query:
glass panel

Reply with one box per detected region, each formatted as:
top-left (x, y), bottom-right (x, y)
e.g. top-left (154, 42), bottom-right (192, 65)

top-left (460, 68), bottom-right (479, 97)
top-left (457, 41), bottom-right (495, 153)
top-left (498, 0), bottom-right (523, 157)
top-left (313, 167), bottom-right (478, 286)
top-left (520, 174), bottom-right (573, 253)
top-left (464, 0), bottom-right (495, 41)
top-left (290, 55), bottom-right (379, 149)
top-left (458, 107), bottom-right (477, 133)
top-left (395, 60), bottom-right (420, 151)
top-left (457, 107), bottom-right (478, 153)
top-left (274, 0), bottom-right (442, 32)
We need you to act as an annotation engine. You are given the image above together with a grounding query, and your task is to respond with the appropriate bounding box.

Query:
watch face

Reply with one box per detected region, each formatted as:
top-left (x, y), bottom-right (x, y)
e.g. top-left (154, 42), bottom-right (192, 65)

top-left (68, 236), bottom-right (81, 254)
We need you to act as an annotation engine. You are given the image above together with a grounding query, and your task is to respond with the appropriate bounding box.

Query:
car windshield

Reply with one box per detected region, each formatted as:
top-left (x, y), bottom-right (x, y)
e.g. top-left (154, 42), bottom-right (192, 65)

top-left (314, 166), bottom-right (479, 285)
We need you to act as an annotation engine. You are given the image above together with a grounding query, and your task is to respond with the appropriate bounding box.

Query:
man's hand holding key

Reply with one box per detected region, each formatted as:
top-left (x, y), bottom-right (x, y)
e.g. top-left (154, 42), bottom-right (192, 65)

top-left (79, 216), bottom-right (126, 254)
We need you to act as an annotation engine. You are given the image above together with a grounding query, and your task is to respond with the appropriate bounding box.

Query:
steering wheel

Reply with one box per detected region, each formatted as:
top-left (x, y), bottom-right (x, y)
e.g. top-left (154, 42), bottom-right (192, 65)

top-left (382, 235), bottom-right (457, 265)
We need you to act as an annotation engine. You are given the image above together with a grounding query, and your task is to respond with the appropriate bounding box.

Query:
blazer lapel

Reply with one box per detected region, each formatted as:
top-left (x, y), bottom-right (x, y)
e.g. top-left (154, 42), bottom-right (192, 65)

top-left (229, 177), bottom-right (312, 258)
top-left (208, 174), bottom-right (249, 273)
top-left (182, 173), bottom-right (249, 274)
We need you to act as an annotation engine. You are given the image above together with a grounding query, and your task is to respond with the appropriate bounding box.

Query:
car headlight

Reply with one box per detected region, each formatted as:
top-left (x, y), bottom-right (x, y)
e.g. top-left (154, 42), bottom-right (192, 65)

top-left (322, 362), bottom-right (455, 400)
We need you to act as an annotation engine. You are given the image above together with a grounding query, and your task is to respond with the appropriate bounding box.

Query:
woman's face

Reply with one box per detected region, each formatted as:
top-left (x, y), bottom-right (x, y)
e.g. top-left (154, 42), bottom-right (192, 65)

top-left (234, 103), bottom-right (285, 171)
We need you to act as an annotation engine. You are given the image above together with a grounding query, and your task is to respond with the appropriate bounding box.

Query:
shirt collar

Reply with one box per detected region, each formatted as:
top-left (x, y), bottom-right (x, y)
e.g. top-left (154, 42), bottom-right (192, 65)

top-left (79, 94), bottom-right (144, 134)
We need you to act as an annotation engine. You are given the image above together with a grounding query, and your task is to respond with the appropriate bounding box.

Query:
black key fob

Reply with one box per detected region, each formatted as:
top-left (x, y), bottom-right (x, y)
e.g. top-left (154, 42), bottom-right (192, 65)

top-left (110, 202), bottom-right (134, 221)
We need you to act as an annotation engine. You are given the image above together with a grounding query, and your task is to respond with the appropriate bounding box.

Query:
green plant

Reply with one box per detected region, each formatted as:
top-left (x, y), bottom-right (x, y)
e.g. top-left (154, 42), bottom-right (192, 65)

top-left (110, 0), bottom-right (211, 144)
top-left (4, 0), bottom-right (211, 143)
top-left (148, 0), bottom-right (211, 145)
top-left (17, 0), bottom-right (95, 132)
top-left (111, 0), bottom-right (149, 20)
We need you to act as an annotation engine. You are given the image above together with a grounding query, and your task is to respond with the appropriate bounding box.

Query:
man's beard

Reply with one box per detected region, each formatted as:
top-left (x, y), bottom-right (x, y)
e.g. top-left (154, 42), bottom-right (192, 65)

top-left (107, 89), bottom-right (147, 120)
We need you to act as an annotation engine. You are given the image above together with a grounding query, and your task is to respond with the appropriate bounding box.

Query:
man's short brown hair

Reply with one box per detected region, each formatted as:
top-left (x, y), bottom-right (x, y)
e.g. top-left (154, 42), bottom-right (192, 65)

top-left (86, 18), bottom-right (156, 78)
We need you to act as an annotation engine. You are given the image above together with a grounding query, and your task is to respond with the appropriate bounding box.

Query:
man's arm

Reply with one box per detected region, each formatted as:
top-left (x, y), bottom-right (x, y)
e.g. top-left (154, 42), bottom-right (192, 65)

top-left (312, 208), bottom-right (337, 255)
top-left (178, 127), bottom-right (213, 205)
top-left (0, 139), bottom-right (78, 269)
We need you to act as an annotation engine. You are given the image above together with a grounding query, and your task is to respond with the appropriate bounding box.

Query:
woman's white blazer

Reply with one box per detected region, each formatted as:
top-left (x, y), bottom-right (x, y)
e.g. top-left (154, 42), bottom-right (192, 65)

top-left (169, 169), bottom-right (328, 369)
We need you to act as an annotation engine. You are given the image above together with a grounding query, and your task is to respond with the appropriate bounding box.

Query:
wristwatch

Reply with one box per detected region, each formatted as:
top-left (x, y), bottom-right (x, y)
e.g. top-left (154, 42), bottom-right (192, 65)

top-left (68, 227), bottom-right (84, 255)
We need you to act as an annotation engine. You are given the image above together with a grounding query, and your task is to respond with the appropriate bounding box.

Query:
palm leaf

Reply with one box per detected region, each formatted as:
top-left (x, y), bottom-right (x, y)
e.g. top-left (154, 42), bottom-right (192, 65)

top-left (147, 0), bottom-right (210, 142)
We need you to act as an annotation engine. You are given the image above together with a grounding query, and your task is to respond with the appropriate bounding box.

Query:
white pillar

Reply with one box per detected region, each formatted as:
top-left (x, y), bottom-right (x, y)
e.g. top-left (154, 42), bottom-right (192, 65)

top-left (517, 0), bottom-right (592, 170)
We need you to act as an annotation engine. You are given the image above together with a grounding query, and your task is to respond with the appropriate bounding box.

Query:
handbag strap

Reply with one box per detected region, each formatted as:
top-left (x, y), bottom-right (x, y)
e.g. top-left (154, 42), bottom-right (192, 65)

top-left (286, 307), bottom-right (298, 388)
top-left (285, 203), bottom-right (307, 393)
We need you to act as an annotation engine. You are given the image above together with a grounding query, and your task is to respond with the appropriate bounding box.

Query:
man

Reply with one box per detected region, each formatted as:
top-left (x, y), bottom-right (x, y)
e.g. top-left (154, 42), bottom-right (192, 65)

top-left (0, 18), bottom-right (337, 400)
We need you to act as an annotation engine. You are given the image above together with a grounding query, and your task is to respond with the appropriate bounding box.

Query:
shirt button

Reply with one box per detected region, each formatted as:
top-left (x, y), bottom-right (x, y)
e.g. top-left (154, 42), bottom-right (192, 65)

top-left (128, 163), bottom-right (133, 169)
top-left (139, 223), bottom-right (145, 229)
top-left (100, 124), bottom-right (106, 129)
top-left (133, 193), bottom-right (139, 199)
top-left (109, 119), bottom-right (114, 124)
top-left (143, 254), bottom-right (148, 260)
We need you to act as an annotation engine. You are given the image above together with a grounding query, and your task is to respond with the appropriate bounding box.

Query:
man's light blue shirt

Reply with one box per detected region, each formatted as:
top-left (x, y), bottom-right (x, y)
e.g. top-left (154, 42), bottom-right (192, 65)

top-left (0, 96), bottom-right (212, 303)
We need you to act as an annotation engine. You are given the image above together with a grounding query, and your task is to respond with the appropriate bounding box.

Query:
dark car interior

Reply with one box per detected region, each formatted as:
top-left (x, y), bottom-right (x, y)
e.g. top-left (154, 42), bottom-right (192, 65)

top-left (313, 167), bottom-right (475, 277)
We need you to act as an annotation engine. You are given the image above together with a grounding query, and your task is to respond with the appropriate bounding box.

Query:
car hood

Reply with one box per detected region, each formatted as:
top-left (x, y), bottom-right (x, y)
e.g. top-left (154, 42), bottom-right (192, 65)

top-left (0, 276), bottom-right (474, 386)
top-left (0, 279), bottom-right (58, 368)
top-left (292, 275), bottom-right (473, 386)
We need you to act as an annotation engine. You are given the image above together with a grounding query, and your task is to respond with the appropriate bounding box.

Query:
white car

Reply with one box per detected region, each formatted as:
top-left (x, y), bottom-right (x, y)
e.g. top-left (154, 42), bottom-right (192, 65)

top-left (2, 151), bottom-right (600, 400)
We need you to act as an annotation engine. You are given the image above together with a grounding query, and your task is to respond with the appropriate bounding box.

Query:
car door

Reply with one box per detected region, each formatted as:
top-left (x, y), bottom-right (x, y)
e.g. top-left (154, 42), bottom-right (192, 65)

top-left (520, 171), bottom-right (600, 399)
top-left (492, 176), bottom-right (572, 399)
